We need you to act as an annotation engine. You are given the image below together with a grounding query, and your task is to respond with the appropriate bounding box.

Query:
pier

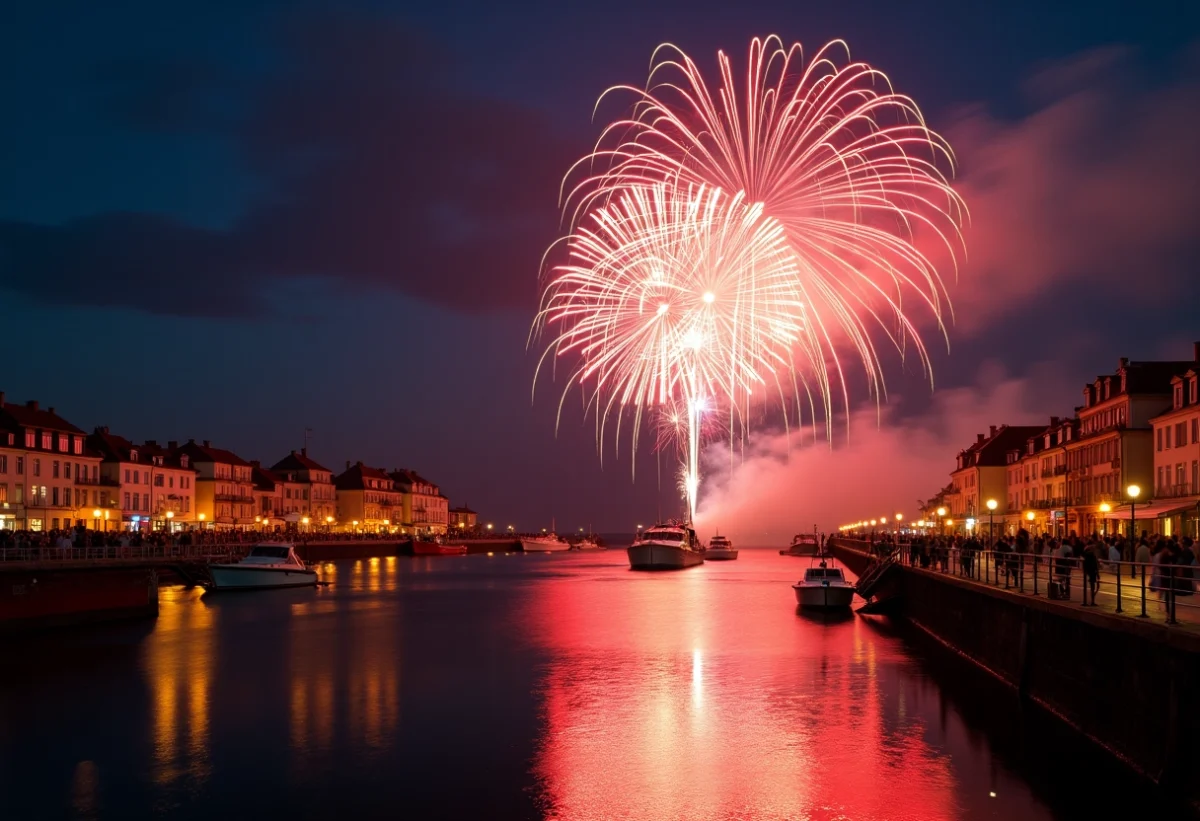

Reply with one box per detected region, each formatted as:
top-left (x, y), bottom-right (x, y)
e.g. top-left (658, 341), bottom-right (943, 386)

top-left (831, 537), bottom-right (1200, 809)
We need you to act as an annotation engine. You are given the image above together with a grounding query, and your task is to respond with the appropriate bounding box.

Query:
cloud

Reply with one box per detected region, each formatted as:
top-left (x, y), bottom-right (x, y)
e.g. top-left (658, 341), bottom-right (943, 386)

top-left (0, 12), bottom-right (577, 317)
top-left (693, 364), bottom-right (1071, 544)
top-left (946, 46), bottom-right (1200, 328)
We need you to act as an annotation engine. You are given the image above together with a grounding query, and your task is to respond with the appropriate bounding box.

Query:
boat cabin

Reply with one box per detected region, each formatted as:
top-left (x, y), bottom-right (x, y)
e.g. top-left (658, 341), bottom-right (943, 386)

top-left (242, 543), bottom-right (306, 567)
top-left (639, 523), bottom-right (699, 549)
top-left (802, 566), bottom-right (847, 583)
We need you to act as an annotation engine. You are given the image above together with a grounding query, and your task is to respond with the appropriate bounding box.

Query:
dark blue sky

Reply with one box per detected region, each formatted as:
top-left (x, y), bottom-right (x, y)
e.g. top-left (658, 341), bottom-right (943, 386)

top-left (1, 0), bottom-right (1198, 531)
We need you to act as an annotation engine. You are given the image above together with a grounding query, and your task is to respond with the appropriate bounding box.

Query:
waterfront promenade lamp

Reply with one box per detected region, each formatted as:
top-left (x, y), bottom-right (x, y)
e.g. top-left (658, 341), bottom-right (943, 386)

top-left (486, 523), bottom-right (493, 531)
top-left (92, 509), bottom-right (101, 530)
top-left (1098, 502), bottom-right (1111, 536)
top-left (302, 516), bottom-right (310, 527)
top-left (1127, 484), bottom-right (1141, 542)
top-left (1025, 510), bottom-right (1035, 535)
top-left (507, 525), bottom-right (514, 532)
top-left (986, 499), bottom-right (997, 544)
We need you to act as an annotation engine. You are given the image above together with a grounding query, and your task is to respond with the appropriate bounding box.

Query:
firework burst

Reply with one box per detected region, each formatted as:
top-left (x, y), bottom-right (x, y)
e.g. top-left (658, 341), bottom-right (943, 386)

top-left (535, 37), bottom-right (965, 521)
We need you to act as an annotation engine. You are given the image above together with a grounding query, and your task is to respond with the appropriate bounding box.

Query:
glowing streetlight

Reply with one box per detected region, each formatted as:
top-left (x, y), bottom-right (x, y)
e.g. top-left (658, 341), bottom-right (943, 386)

top-left (1098, 502), bottom-right (1111, 537)
top-left (486, 523), bottom-right (493, 531)
top-left (1127, 484), bottom-right (1141, 544)
top-left (985, 499), bottom-right (997, 544)
top-left (302, 516), bottom-right (310, 525)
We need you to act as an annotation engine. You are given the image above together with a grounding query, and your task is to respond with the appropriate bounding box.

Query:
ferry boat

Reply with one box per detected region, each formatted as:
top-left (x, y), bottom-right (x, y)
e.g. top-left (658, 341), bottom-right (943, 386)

top-left (780, 533), bottom-right (821, 556)
top-left (520, 533), bottom-right (571, 552)
top-left (627, 521), bottom-right (705, 570)
top-left (705, 533), bottom-right (738, 561)
top-left (206, 543), bottom-right (318, 591)
top-left (792, 558), bottom-right (855, 609)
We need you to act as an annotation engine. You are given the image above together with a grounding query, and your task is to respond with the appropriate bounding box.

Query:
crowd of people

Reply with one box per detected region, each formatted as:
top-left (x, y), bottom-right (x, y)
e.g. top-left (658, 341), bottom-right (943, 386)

top-left (850, 528), bottom-right (1197, 608)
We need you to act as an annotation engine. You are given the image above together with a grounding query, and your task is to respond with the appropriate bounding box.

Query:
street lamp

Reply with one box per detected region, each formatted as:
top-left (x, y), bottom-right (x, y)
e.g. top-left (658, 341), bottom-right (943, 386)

top-left (1098, 502), bottom-right (1111, 537)
top-left (1127, 484), bottom-right (1141, 543)
top-left (302, 516), bottom-right (310, 527)
top-left (985, 499), bottom-right (997, 544)
top-left (486, 523), bottom-right (493, 532)
top-left (1025, 510), bottom-right (1035, 536)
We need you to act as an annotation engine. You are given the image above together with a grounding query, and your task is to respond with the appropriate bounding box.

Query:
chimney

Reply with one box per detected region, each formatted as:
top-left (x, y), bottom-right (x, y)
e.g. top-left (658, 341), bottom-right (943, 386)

top-left (345, 460), bottom-right (351, 470)
top-left (188, 438), bottom-right (195, 444)
top-left (250, 460), bottom-right (260, 468)
top-left (976, 433), bottom-right (985, 445)
top-left (202, 440), bottom-right (210, 447)
top-left (988, 425), bottom-right (998, 438)
top-left (145, 439), bottom-right (157, 447)
top-left (0, 392), bottom-right (5, 406)
top-left (1193, 341), bottom-right (1200, 362)
top-left (1119, 357), bottom-right (1129, 369)
top-left (47, 407), bottom-right (55, 415)
top-left (26, 400), bottom-right (38, 411)
top-left (1050, 416), bottom-right (1060, 426)
top-left (301, 447), bottom-right (307, 457)
top-left (168, 441), bottom-right (178, 450)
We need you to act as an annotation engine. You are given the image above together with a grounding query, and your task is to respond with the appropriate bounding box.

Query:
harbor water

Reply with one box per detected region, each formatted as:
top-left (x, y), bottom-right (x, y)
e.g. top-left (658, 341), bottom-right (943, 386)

top-left (0, 549), bottom-right (1175, 820)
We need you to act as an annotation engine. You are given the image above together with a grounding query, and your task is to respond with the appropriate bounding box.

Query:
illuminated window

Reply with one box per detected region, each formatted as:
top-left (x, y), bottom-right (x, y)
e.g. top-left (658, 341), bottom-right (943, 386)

top-left (24, 431), bottom-right (34, 448)
top-left (41, 433), bottom-right (51, 450)
top-left (58, 434), bottom-right (67, 452)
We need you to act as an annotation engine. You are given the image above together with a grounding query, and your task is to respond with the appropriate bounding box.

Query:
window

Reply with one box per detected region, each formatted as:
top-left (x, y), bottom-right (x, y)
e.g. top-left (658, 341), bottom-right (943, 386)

top-left (41, 432), bottom-right (51, 450)
top-left (1167, 427), bottom-right (1173, 449)
top-left (73, 438), bottom-right (82, 455)
top-left (15, 457), bottom-right (23, 474)
top-left (57, 434), bottom-right (67, 452)
top-left (14, 485), bottom-right (22, 503)
top-left (24, 431), bottom-right (34, 448)
top-left (155, 474), bottom-right (164, 487)
top-left (1193, 461), bottom-right (1198, 494)
top-left (1175, 385), bottom-right (1184, 408)
top-left (1158, 466), bottom-right (1165, 491)
top-left (0, 456), bottom-right (6, 474)
top-left (130, 450), bottom-right (138, 462)
top-left (1193, 418), bottom-right (1199, 444)
top-left (51, 487), bottom-right (59, 506)
top-left (124, 492), bottom-right (131, 510)
top-left (52, 461), bottom-right (59, 479)
top-left (32, 459), bottom-right (39, 477)
top-left (63, 488), bottom-right (71, 507)
top-left (1158, 428), bottom-right (1164, 451)
top-left (1178, 463), bottom-right (1187, 487)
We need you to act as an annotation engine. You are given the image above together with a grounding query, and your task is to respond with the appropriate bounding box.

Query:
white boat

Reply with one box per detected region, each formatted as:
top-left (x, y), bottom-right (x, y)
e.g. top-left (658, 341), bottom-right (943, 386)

top-left (627, 522), bottom-right (705, 570)
top-left (705, 534), bottom-right (738, 561)
top-left (573, 537), bottom-right (604, 550)
top-left (780, 533), bottom-right (821, 556)
top-left (521, 534), bottom-right (571, 552)
top-left (206, 543), bottom-right (317, 591)
top-left (792, 559), bottom-right (855, 609)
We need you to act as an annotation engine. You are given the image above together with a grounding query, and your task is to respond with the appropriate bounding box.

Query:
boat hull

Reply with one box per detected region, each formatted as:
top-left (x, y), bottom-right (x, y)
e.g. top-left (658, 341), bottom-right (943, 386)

top-left (780, 545), bottom-right (820, 556)
top-left (521, 539), bottom-right (570, 553)
top-left (412, 542), bottom-right (468, 556)
top-left (793, 583), bottom-right (855, 609)
top-left (627, 544), bottom-right (705, 570)
top-left (207, 565), bottom-right (317, 591)
top-left (704, 548), bottom-right (739, 560)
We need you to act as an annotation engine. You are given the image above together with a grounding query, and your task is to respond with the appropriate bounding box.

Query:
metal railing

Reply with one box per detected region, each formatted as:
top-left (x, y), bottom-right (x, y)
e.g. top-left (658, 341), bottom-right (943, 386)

top-left (0, 543), bottom-right (248, 564)
top-left (897, 545), bottom-right (1199, 626)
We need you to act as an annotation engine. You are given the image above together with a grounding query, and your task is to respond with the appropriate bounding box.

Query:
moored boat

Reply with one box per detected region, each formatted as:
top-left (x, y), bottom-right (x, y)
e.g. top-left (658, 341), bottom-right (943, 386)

top-left (572, 537), bottom-right (604, 550)
top-left (705, 533), bottom-right (738, 561)
top-left (780, 533), bottom-right (821, 556)
top-left (627, 521), bottom-right (705, 570)
top-left (792, 559), bottom-right (855, 609)
top-left (206, 543), bottom-right (317, 591)
top-left (521, 534), bottom-right (571, 552)
top-left (412, 539), bottom-right (468, 556)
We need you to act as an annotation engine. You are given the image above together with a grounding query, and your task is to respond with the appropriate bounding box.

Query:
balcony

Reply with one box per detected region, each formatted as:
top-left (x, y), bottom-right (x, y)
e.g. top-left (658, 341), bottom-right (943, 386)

top-left (214, 493), bottom-right (255, 503)
top-left (1040, 469), bottom-right (1053, 479)
top-left (1156, 483), bottom-right (1197, 500)
top-left (1054, 465), bottom-right (1068, 475)
top-left (75, 476), bottom-right (119, 487)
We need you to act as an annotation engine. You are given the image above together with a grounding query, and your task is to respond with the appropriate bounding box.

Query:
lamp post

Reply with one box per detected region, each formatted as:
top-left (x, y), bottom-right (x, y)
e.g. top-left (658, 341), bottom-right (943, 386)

top-left (895, 512), bottom-right (903, 538)
top-left (986, 499), bottom-right (997, 545)
top-left (165, 510), bottom-right (174, 533)
top-left (1025, 510), bottom-right (1035, 536)
top-left (93, 508), bottom-right (101, 531)
top-left (936, 507), bottom-right (947, 537)
top-left (1127, 484), bottom-right (1141, 543)
top-left (1098, 502), bottom-right (1111, 537)
top-left (325, 515), bottom-right (334, 534)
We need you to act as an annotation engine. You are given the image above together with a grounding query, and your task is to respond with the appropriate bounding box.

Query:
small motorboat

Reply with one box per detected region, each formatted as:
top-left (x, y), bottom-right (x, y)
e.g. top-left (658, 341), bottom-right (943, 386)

top-left (206, 543), bottom-right (317, 591)
top-left (792, 558), bottom-right (855, 609)
top-left (412, 538), bottom-right (468, 556)
top-left (521, 534), bottom-right (571, 552)
top-left (572, 536), bottom-right (604, 550)
top-left (627, 521), bottom-right (705, 570)
top-left (780, 533), bottom-right (821, 556)
top-left (705, 533), bottom-right (738, 560)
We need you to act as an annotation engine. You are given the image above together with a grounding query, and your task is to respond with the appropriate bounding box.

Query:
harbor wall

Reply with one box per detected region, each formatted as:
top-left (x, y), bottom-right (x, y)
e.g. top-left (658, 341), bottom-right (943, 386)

top-left (830, 538), bottom-right (1200, 803)
top-left (0, 567), bottom-right (158, 634)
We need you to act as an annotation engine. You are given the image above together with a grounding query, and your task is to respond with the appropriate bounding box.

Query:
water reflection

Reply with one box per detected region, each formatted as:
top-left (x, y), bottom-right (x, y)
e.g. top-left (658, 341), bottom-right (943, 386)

top-left (524, 555), bottom-right (1029, 821)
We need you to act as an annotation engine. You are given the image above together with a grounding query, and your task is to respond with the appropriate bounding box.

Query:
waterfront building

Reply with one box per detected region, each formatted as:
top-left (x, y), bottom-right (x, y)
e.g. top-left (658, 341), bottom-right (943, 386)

top-left (448, 505), bottom-right (478, 532)
top-left (1065, 347), bottom-right (1200, 537)
top-left (88, 428), bottom-right (197, 531)
top-left (269, 449), bottom-right (336, 527)
top-left (948, 424), bottom-right (1044, 536)
top-left (1004, 417), bottom-right (1072, 536)
top-left (0, 396), bottom-right (101, 531)
top-left (250, 463), bottom-right (284, 527)
top-left (172, 440), bottom-right (256, 529)
top-left (390, 469), bottom-right (448, 535)
top-left (334, 462), bottom-right (402, 531)
top-left (1148, 368), bottom-right (1200, 538)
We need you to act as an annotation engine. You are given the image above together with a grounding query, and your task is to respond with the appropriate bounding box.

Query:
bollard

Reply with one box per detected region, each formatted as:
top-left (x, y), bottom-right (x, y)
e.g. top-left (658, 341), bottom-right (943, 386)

top-left (1115, 563), bottom-right (1123, 613)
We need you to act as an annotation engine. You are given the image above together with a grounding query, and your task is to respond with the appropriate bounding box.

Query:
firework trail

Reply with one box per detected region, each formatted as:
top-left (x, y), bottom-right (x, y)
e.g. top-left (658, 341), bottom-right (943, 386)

top-left (536, 36), bottom-right (965, 520)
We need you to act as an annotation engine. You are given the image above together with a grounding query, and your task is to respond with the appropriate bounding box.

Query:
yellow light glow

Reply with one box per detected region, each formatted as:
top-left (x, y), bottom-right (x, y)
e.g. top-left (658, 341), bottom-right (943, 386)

top-left (326, 516), bottom-right (333, 523)
top-left (1026, 511), bottom-right (1035, 521)
top-left (255, 516), bottom-right (262, 523)
top-left (936, 507), bottom-right (946, 517)
top-left (302, 516), bottom-right (310, 525)
top-left (352, 520), bottom-right (359, 526)
top-left (383, 519), bottom-right (390, 526)
top-left (1127, 484), bottom-right (1141, 499)
top-left (92, 509), bottom-right (101, 518)
top-left (165, 511), bottom-right (174, 519)
top-left (870, 519), bottom-right (877, 526)
top-left (986, 499), bottom-right (997, 511)
top-left (945, 519), bottom-right (954, 526)
top-left (1098, 502), bottom-right (1111, 513)
top-left (895, 513), bottom-right (903, 521)
top-left (199, 513), bottom-right (206, 521)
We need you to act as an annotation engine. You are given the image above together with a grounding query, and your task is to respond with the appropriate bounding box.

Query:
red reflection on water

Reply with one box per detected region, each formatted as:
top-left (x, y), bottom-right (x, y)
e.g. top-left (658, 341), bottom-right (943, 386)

top-left (524, 556), bottom-right (959, 821)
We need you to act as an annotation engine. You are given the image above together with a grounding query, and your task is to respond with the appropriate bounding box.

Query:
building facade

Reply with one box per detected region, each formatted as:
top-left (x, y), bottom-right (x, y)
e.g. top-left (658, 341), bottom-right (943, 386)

top-left (0, 396), bottom-right (102, 531)
top-left (88, 428), bottom-right (197, 531)
top-left (948, 424), bottom-right (1044, 538)
top-left (390, 469), bottom-right (448, 535)
top-left (335, 462), bottom-right (402, 531)
top-left (1149, 369), bottom-right (1200, 538)
top-left (173, 440), bottom-right (256, 529)
top-left (269, 449), bottom-right (337, 526)
top-left (1004, 417), bottom-right (1072, 536)
top-left (448, 506), bottom-right (478, 532)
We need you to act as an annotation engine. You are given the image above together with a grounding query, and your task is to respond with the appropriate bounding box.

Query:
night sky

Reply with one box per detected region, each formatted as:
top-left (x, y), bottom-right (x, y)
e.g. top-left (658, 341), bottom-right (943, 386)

top-left (2, 1), bottom-right (1198, 538)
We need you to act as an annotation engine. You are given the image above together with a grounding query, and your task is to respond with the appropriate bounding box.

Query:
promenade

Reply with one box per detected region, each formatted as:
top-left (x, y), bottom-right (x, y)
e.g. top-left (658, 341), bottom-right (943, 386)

top-left (883, 543), bottom-right (1200, 635)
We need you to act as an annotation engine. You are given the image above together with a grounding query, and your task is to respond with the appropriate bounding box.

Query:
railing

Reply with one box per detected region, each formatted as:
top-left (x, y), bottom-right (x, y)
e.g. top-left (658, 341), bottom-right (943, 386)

top-left (1156, 483), bottom-right (1196, 499)
top-left (0, 543), bottom-right (248, 564)
top-left (1054, 465), bottom-right (1068, 475)
top-left (214, 494), bottom-right (255, 503)
top-left (898, 545), bottom-right (1199, 626)
top-left (73, 477), bottom-right (118, 487)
